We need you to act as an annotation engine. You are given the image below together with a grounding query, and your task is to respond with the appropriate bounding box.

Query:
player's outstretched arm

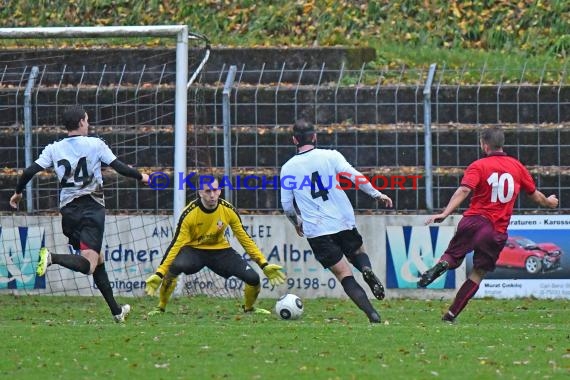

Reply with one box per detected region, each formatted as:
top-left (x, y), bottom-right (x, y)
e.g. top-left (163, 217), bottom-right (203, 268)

top-left (10, 163), bottom-right (44, 209)
top-left (109, 159), bottom-right (148, 184)
top-left (9, 193), bottom-right (23, 209)
top-left (375, 193), bottom-right (393, 208)
top-left (425, 186), bottom-right (471, 225)
top-left (529, 190), bottom-right (558, 209)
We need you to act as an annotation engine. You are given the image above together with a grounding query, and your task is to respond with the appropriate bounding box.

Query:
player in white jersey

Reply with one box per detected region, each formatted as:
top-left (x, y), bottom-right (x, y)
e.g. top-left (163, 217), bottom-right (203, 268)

top-left (10, 105), bottom-right (149, 323)
top-left (280, 119), bottom-right (393, 323)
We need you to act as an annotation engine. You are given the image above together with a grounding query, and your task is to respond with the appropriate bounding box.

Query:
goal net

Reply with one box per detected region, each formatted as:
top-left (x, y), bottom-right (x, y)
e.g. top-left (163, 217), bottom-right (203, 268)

top-left (0, 26), bottom-right (241, 302)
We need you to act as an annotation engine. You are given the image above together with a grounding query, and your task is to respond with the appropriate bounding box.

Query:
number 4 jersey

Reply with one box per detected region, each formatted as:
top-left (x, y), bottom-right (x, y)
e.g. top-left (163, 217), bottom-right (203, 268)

top-left (280, 148), bottom-right (381, 238)
top-left (35, 135), bottom-right (117, 208)
top-left (461, 151), bottom-right (536, 233)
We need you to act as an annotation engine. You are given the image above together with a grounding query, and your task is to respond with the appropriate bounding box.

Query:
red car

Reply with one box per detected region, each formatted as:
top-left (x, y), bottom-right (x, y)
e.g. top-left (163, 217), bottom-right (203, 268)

top-left (497, 236), bottom-right (563, 274)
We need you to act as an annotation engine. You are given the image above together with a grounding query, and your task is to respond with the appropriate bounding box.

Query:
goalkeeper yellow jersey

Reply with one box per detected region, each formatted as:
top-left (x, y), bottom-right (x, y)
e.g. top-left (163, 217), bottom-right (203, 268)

top-left (155, 198), bottom-right (268, 276)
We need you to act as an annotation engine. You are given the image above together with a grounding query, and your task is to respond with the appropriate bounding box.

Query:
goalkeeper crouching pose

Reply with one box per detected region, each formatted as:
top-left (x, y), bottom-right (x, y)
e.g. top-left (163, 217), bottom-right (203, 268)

top-left (145, 176), bottom-right (286, 315)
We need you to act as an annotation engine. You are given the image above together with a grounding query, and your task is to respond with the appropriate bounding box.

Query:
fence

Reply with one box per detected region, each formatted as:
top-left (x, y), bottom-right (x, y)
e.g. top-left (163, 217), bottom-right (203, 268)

top-left (0, 59), bottom-right (568, 213)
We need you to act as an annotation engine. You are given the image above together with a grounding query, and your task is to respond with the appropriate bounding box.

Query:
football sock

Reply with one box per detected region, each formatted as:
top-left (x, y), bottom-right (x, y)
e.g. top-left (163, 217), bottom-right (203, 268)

top-left (158, 275), bottom-right (178, 310)
top-left (244, 283), bottom-right (261, 310)
top-left (448, 279), bottom-right (479, 317)
top-left (51, 253), bottom-right (90, 274)
top-left (341, 276), bottom-right (378, 319)
top-left (351, 253), bottom-right (373, 273)
top-left (92, 263), bottom-right (122, 315)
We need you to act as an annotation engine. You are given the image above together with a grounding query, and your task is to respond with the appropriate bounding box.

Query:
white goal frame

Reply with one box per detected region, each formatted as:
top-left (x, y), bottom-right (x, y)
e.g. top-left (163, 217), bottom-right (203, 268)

top-left (0, 25), bottom-right (199, 220)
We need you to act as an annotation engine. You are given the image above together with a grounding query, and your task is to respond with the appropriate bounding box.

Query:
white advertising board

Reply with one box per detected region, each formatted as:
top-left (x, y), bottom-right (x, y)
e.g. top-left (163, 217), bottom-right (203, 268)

top-left (473, 215), bottom-right (570, 299)
top-left (4, 214), bottom-right (567, 299)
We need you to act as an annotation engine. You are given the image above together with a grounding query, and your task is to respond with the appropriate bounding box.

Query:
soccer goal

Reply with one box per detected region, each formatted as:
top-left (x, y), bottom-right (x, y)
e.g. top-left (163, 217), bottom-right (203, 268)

top-left (0, 26), bottom-right (240, 301)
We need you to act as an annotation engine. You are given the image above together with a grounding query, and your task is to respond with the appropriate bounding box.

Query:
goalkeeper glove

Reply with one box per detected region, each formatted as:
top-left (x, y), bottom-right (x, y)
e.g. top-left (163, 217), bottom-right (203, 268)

top-left (145, 273), bottom-right (162, 296)
top-left (147, 307), bottom-right (165, 317)
top-left (262, 263), bottom-right (286, 286)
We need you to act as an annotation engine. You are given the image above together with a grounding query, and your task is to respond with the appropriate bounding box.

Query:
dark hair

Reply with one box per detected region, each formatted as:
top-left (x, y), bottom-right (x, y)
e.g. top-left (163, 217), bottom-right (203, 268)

top-left (292, 119), bottom-right (316, 146)
top-left (191, 173), bottom-right (221, 191)
top-left (480, 126), bottom-right (504, 150)
top-left (62, 105), bottom-right (86, 131)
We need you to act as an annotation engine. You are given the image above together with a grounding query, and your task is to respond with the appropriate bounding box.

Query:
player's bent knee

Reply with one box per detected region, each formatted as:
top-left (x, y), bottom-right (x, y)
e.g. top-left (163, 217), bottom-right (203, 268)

top-left (469, 268), bottom-right (487, 283)
top-left (243, 271), bottom-right (260, 286)
top-left (81, 249), bottom-right (100, 275)
top-left (86, 259), bottom-right (98, 275)
top-left (170, 265), bottom-right (185, 277)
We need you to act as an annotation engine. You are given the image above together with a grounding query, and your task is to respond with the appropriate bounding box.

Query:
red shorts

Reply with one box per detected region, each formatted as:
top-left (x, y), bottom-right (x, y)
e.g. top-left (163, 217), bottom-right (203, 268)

top-left (441, 215), bottom-right (508, 271)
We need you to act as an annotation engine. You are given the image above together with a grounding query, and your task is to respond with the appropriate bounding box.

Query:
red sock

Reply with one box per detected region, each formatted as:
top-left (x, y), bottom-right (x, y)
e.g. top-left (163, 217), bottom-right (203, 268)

top-left (448, 279), bottom-right (479, 317)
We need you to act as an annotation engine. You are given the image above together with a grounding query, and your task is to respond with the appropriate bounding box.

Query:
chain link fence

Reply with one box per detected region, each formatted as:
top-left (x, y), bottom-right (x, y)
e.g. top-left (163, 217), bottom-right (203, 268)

top-left (1, 58), bottom-right (568, 213)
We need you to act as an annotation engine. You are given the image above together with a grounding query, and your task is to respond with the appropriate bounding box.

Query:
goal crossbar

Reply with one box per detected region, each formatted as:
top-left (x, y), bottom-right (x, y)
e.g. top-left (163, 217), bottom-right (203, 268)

top-left (0, 25), bottom-right (191, 39)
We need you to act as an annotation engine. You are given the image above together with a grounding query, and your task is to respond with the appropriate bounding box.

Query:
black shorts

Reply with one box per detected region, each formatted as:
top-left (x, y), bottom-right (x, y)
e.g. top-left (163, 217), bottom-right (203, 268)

top-left (169, 247), bottom-right (260, 286)
top-left (60, 195), bottom-right (106, 252)
top-left (307, 228), bottom-right (364, 268)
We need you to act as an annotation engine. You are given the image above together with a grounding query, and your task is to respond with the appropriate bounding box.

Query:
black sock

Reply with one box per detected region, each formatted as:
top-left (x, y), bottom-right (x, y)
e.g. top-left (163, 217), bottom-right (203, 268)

top-left (93, 263), bottom-right (122, 315)
top-left (351, 253), bottom-right (372, 272)
top-left (51, 253), bottom-right (90, 274)
top-left (341, 276), bottom-right (378, 319)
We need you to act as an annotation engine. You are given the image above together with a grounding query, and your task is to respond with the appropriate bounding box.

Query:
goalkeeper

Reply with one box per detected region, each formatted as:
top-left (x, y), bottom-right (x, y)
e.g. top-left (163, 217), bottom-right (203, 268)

top-left (145, 176), bottom-right (286, 315)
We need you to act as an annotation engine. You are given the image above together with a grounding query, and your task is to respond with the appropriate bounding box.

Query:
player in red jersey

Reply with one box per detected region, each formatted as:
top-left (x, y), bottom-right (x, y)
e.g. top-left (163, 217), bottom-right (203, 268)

top-left (418, 126), bottom-right (558, 322)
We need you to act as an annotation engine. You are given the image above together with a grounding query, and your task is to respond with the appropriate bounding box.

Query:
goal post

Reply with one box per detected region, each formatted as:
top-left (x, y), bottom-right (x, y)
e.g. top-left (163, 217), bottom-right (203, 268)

top-left (0, 25), bottom-right (192, 221)
top-left (0, 25), bottom-right (243, 301)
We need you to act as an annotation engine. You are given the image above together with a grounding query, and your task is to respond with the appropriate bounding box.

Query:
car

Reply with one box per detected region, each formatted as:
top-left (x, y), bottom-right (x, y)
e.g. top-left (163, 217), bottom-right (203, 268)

top-left (497, 236), bottom-right (563, 274)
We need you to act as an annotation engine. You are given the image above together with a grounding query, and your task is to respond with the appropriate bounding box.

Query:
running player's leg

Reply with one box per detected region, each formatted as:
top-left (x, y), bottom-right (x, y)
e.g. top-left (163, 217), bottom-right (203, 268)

top-left (439, 216), bottom-right (488, 269)
top-left (309, 234), bottom-right (381, 323)
top-left (341, 229), bottom-right (385, 300)
top-left (332, 259), bottom-right (381, 323)
top-left (443, 223), bottom-right (507, 322)
top-left (38, 199), bottom-right (92, 276)
top-left (418, 216), bottom-right (482, 287)
top-left (76, 200), bottom-right (125, 318)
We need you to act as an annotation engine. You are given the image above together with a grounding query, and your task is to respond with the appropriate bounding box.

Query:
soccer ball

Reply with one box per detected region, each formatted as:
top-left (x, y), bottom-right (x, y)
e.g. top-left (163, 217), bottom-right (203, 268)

top-left (275, 293), bottom-right (304, 320)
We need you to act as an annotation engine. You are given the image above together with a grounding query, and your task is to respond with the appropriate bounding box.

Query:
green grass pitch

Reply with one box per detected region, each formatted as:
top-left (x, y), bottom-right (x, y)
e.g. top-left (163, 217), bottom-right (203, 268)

top-left (1, 295), bottom-right (568, 379)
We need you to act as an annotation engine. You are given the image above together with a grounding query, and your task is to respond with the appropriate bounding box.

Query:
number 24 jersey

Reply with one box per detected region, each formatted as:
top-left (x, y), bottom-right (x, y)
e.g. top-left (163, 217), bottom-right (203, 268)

top-left (35, 135), bottom-right (117, 208)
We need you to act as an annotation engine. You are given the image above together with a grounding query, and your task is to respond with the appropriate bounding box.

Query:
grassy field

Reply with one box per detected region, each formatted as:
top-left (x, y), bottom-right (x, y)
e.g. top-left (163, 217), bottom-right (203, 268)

top-left (1, 295), bottom-right (568, 379)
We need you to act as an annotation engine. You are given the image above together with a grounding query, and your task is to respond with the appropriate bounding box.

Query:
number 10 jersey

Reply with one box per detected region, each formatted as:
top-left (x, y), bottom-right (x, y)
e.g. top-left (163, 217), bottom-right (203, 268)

top-left (461, 151), bottom-right (536, 233)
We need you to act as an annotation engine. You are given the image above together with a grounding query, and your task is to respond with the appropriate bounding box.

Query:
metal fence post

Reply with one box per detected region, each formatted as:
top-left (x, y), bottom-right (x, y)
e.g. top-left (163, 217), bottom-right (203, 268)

top-left (23, 66), bottom-right (39, 212)
top-left (423, 63), bottom-right (437, 212)
top-left (223, 65), bottom-right (237, 203)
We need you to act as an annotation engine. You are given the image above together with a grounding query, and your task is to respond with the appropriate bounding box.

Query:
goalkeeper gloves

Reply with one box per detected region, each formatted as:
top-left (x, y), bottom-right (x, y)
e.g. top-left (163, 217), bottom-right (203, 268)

top-left (261, 263), bottom-right (286, 286)
top-left (145, 273), bottom-right (163, 296)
